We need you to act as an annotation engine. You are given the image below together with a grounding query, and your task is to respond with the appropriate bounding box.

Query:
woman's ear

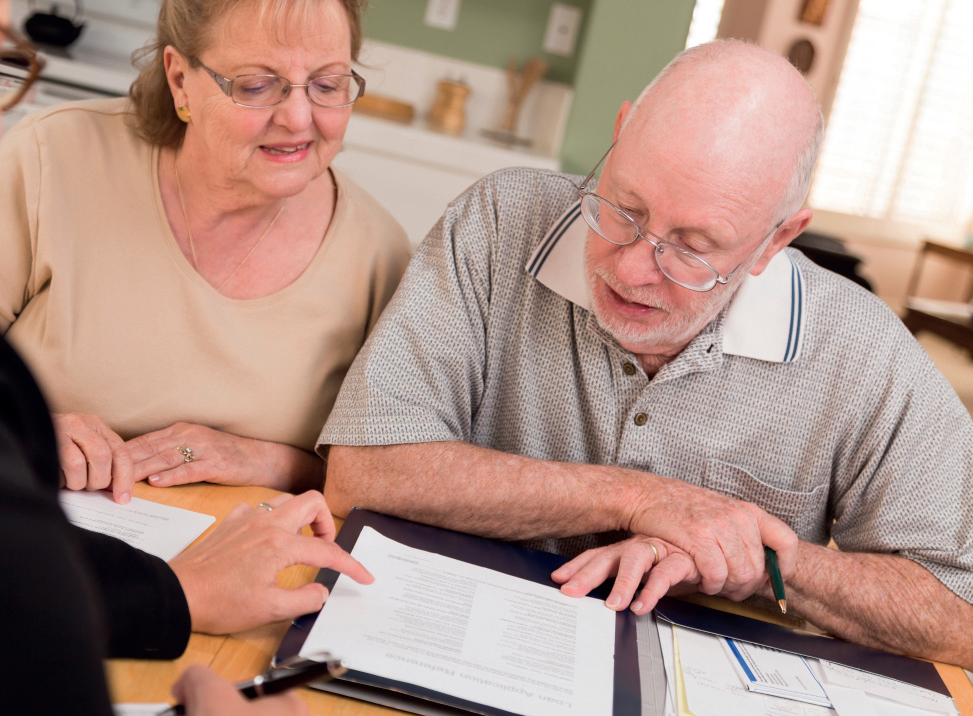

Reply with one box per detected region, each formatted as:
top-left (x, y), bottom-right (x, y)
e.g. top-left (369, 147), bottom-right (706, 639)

top-left (163, 46), bottom-right (190, 108)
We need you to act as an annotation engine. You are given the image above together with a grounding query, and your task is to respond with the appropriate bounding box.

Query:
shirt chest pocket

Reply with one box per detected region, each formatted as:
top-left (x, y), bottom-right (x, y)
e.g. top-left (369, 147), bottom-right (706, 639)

top-left (701, 459), bottom-right (831, 545)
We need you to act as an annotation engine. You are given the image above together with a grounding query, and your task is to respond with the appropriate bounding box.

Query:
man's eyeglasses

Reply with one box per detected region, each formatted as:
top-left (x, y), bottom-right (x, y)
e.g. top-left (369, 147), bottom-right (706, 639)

top-left (0, 25), bottom-right (45, 113)
top-left (577, 143), bottom-right (780, 292)
top-left (196, 60), bottom-right (365, 109)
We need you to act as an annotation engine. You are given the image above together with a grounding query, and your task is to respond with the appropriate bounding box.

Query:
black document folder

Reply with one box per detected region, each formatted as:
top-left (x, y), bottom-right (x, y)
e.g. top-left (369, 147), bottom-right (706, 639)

top-left (277, 508), bottom-right (641, 715)
top-left (277, 509), bottom-right (952, 714)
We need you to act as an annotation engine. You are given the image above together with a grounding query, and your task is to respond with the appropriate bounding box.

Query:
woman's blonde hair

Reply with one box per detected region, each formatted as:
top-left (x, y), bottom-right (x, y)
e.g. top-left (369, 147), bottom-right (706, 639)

top-left (129, 0), bottom-right (365, 148)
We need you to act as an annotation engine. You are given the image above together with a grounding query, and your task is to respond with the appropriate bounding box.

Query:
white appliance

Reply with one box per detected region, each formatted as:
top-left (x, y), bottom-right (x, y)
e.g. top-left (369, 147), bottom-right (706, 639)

top-left (4, 0), bottom-right (152, 131)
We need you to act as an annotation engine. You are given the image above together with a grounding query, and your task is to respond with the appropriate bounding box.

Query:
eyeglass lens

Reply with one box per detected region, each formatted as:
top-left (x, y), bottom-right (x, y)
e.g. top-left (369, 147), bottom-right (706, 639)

top-left (231, 74), bottom-right (362, 108)
top-left (580, 193), bottom-right (718, 291)
top-left (0, 50), bottom-right (34, 110)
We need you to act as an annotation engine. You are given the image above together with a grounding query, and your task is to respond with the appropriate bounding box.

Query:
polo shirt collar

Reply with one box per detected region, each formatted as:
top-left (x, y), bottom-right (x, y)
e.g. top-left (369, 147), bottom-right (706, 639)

top-left (525, 202), bottom-right (805, 363)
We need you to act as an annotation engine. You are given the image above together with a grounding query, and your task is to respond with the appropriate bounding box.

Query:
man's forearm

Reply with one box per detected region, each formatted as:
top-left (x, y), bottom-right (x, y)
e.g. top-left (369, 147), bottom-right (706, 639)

top-left (326, 442), bottom-right (643, 540)
top-left (786, 542), bottom-right (973, 669)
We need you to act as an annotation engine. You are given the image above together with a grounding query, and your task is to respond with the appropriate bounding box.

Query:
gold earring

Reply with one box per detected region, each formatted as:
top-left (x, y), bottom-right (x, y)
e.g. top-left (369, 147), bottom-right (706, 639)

top-left (176, 105), bottom-right (191, 123)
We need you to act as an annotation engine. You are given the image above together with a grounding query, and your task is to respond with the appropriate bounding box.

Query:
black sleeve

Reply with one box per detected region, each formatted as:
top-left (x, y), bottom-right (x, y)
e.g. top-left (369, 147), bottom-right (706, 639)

top-left (0, 335), bottom-right (189, 714)
top-left (77, 526), bottom-right (192, 659)
top-left (0, 357), bottom-right (114, 715)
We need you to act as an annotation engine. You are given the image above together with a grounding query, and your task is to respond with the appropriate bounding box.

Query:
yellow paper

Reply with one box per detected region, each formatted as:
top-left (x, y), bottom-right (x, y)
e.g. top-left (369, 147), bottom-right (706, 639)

top-left (672, 626), bottom-right (697, 716)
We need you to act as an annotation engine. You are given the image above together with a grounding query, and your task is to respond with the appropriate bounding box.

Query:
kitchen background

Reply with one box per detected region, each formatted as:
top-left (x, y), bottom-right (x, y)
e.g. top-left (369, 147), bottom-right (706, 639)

top-left (7, 0), bottom-right (973, 401)
top-left (5, 0), bottom-right (697, 246)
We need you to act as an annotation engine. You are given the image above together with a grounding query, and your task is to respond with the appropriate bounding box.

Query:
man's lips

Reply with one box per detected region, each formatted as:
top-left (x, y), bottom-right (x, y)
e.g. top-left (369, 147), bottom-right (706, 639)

top-left (603, 281), bottom-right (659, 317)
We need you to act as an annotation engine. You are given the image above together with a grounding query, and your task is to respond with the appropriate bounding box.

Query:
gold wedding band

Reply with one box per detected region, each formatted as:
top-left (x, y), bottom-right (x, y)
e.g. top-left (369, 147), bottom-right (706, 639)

top-left (257, 502), bottom-right (273, 512)
top-left (176, 446), bottom-right (194, 463)
top-left (647, 541), bottom-right (660, 566)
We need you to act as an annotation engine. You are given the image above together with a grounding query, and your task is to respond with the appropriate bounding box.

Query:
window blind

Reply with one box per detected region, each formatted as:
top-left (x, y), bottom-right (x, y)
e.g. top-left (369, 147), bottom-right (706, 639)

top-left (809, 0), bottom-right (973, 232)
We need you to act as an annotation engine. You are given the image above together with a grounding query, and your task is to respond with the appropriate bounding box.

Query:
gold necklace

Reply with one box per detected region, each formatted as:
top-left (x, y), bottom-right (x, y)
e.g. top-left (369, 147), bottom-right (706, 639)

top-left (174, 156), bottom-right (287, 292)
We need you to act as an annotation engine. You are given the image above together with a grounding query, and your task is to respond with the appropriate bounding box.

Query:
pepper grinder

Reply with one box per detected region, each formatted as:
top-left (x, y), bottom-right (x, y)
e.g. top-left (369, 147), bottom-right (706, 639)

top-left (427, 78), bottom-right (471, 136)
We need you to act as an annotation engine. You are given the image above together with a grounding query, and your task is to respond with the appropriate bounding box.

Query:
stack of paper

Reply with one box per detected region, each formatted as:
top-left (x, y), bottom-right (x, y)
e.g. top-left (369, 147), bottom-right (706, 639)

top-left (651, 617), bottom-right (959, 716)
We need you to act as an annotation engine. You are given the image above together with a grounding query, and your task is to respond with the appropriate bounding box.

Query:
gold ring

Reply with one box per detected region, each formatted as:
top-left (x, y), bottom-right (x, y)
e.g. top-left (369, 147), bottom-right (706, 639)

top-left (257, 502), bottom-right (273, 512)
top-left (176, 446), bottom-right (194, 463)
top-left (647, 541), bottom-right (660, 566)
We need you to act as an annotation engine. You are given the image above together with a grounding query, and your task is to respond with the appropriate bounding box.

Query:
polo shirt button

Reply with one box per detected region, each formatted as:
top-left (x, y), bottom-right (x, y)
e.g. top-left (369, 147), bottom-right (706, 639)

top-left (634, 413), bottom-right (647, 426)
top-left (622, 362), bottom-right (637, 375)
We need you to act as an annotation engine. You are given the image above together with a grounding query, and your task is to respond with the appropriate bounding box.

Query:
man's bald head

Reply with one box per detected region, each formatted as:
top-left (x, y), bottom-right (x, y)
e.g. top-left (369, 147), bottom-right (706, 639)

top-left (621, 40), bottom-right (823, 226)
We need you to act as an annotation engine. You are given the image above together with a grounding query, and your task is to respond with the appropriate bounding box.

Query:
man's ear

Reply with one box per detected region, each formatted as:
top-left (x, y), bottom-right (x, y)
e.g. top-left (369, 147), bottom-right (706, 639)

top-left (163, 45), bottom-right (190, 109)
top-left (750, 208), bottom-right (814, 276)
top-left (612, 101), bottom-right (633, 143)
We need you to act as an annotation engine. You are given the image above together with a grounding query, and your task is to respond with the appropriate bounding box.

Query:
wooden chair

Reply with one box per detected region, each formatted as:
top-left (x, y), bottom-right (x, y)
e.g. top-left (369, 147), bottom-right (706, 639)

top-left (901, 240), bottom-right (973, 356)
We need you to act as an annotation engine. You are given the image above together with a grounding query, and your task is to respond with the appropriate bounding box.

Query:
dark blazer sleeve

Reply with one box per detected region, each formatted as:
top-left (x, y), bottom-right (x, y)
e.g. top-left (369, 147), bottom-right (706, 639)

top-left (0, 473), bottom-right (116, 715)
top-left (0, 334), bottom-right (115, 715)
top-left (0, 335), bottom-right (190, 714)
top-left (77, 526), bottom-right (191, 659)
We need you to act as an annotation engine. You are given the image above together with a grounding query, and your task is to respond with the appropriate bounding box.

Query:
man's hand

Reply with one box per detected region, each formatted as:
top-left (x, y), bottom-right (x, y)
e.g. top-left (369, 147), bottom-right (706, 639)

top-left (53, 412), bottom-right (134, 504)
top-left (553, 536), bottom-right (702, 613)
top-left (169, 491), bottom-right (373, 634)
top-left (627, 478), bottom-right (799, 600)
top-left (172, 665), bottom-right (307, 716)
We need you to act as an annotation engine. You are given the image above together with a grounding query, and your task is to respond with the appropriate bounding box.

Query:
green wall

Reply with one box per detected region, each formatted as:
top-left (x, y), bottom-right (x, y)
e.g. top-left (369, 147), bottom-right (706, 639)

top-left (560, 0), bottom-right (696, 174)
top-left (362, 0), bottom-right (696, 174)
top-left (363, 0), bottom-right (592, 85)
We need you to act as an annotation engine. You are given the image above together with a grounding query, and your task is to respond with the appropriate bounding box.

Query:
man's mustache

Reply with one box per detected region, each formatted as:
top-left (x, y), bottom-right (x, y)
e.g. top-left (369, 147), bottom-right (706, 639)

top-left (593, 268), bottom-right (673, 312)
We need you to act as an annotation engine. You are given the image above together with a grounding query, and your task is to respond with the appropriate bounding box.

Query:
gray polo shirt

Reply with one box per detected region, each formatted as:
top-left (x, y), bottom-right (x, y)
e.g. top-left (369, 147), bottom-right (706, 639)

top-left (321, 168), bottom-right (973, 603)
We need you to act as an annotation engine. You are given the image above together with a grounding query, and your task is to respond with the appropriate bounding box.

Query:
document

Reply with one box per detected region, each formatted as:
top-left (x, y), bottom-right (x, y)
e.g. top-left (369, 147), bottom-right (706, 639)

top-left (661, 625), bottom-right (959, 716)
top-left (819, 662), bottom-right (958, 714)
top-left (655, 619), bottom-right (677, 715)
top-left (59, 490), bottom-right (215, 561)
top-left (300, 526), bottom-right (616, 716)
top-left (113, 705), bottom-right (170, 716)
top-left (726, 638), bottom-right (831, 707)
top-left (674, 626), bottom-right (834, 716)
top-left (635, 612), bottom-right (670, 715)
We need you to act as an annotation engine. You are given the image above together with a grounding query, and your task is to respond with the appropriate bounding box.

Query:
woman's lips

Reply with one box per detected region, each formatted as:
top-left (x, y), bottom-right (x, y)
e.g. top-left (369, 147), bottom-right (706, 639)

top-left (260, 141), bottom-right (312, 161)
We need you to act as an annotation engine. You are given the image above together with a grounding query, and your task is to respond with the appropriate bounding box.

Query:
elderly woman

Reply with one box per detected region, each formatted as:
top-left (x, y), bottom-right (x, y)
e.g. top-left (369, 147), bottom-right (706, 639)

top-left (3, 12), bottom-right (345, 715)
top-left (0, 0), bottom-right (410, 503)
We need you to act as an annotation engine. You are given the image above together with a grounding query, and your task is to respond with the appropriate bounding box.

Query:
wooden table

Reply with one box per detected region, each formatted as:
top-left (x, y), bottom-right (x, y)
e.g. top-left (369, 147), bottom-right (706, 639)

top-left (107, 482), bottom-right (973, 715)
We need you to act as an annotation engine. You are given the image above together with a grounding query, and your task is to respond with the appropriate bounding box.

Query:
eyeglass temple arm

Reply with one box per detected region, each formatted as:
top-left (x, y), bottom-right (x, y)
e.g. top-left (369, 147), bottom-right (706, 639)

top-left (202, 65), bottom-right (233, 96)
top-left (578, 141), bottom-right (617, 192)
top-left (720, 220), bottom-right (785, 284)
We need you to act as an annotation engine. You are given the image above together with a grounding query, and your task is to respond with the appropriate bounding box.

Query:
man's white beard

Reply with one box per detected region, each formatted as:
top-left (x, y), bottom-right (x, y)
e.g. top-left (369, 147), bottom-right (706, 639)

top-left (586, 262), bottom-right (743, 357)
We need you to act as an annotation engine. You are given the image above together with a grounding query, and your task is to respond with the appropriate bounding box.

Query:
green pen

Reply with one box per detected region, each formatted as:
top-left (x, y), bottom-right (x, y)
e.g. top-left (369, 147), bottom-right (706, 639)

top-left (764, 546), bottom-right (787, 614)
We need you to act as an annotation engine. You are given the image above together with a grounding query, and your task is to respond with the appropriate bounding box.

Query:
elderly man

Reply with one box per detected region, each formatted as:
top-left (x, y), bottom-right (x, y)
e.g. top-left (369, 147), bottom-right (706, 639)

top-left (320, 41), bottom-right (973, 667)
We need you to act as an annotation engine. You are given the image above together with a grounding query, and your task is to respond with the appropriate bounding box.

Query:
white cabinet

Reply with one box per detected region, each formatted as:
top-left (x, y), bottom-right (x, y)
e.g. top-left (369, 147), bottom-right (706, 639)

top-left (333, 113), bottom-right (559, 248)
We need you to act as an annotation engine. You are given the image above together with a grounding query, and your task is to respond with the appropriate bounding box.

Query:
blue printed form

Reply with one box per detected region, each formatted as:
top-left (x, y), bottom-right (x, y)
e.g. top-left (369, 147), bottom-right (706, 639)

top-left (725, 638), bottom-right (832, 708)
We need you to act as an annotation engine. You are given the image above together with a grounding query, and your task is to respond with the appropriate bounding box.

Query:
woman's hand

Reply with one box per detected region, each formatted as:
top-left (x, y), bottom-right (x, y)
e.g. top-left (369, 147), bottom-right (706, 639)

top-left (173, 665), bottom-right (308, 716)
top-left (53, 413), bottom-right (134, 504)
top-left (127, 422), bottom-right (323, 493)
top-left (169, 490), bottom-right (372, 634)
top-left (551, 536), bottom-right (703, 615)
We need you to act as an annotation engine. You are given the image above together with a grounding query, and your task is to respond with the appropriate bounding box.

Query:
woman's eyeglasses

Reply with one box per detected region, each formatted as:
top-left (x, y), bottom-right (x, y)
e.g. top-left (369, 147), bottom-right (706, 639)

top-left (1, 25), bottom-right (45, 113)
top-left (197, 60), bottom-right (365, 109)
